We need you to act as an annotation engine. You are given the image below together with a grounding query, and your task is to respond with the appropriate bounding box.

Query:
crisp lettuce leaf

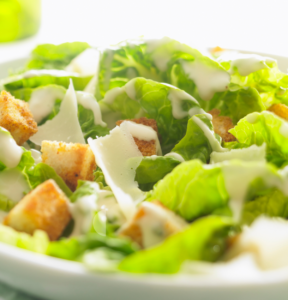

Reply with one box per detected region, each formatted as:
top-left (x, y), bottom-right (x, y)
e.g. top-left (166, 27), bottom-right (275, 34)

top-left (172, 114), bottom-right (224, 163)
top-left (25, 162), bottom-right (72, 197)
top-left (147, 159), bottom-right (288, 222)
top-left (26, 42), bottom-right (91, 70)
top-left (99, 77), bottom-right (203, 154)
top-left (2, 71), bottom-right (92, 94)
top-left (230, 111), bottom-right (288, 167)
top-left (146, 160), bottom-right (229, 221)
top-left (216, 87), bottom-right (266, 124)
top-left (134, 156), bottom-right (180, 191)
top-left (47, 233), bottom-right (138, 261)
top-left (0, 225), bottom-right (49, 254)
top-left (97, 37), bottom-right (230, 110)
top-left (119, 215), bottom-right (235, 274)
top-left (242, 187), bottom-right (288, 225)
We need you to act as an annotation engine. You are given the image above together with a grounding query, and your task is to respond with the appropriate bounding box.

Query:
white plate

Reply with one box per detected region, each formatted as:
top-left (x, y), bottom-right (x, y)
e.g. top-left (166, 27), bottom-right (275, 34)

top-left (1, 51), bottom-right (288, 300)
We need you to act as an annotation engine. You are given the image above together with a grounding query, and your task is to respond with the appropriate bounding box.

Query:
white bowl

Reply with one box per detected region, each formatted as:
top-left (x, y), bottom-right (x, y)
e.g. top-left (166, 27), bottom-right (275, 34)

top-left (1, 51), bottom-right (288, 300)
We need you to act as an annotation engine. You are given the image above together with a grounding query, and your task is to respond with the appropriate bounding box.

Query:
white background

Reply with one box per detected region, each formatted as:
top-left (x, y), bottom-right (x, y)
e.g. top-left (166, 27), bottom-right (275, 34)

top-left (1, 0), bottom-right (288, 62)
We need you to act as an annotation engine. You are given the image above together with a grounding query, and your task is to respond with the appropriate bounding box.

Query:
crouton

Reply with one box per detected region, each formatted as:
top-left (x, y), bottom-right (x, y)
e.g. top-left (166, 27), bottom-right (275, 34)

top-left (268, 103), bottom-right (288, 120)
top-left (41, 141), bottom-right (96, 191)
top-left (119, 201), bottom-right (187, 248)
top-left (3, 179), bottom-right (71, 241)
top-left (0, 90), bottom-right (38, 145)
top-left (116, 117), bottom-right (159, 156)
top-left (209, 109), bottom-right (236, 142)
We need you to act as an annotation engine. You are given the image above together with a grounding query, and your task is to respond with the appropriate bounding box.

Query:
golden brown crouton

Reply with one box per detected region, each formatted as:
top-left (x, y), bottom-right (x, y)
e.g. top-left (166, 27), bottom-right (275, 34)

top-left (41, 141), bottom-right (96, 191)
top-left (116, 117), bottom-right (159, 156)
top-left (3, 179), bottom-right (71, 241)
top-left (209, 109), bottom-right (236, 142)
top-left (0, 90), bottom-right (38, 145)
top-left (268, 103), bottom-right (288, 120)
top-left (119, 201), bottom-right (187, 248)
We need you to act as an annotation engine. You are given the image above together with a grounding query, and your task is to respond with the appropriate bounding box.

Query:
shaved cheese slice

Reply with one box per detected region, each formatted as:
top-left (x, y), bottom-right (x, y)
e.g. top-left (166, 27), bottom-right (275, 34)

top-left (88, 123), bottom-right (145, 220)
top-left (30, 81), bottom-right (85, 145)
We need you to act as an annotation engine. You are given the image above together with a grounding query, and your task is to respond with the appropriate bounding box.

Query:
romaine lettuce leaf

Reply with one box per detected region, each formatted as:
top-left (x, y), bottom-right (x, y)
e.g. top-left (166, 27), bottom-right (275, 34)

top-left (99, 77), bottom-right (204, 154)
top-left (0, 225), bottom-right (49, 254)
top-left (171, 114), bottom-right (225, 163)
top-left (26, 42), bottom-right (91, 70)
top-left (47, 233), bottom-right (138, 261)
top-left (230, 111), bottom-right (288, 167)
top-left (119, 215), bottom-right (235, 274)
top-left (1, 70), bottom-right (92, 94)
top-left (134, 156), bottom-right (180, 191)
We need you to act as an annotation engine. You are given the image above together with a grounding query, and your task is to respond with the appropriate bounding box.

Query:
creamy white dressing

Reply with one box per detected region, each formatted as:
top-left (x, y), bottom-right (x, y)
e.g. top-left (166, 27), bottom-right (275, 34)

top-left (30, 149), bottom-right (42, 164)
top-left (182, 253), bottom-right (262, 281)
top-left (181, 60), bottom-right (230, 101)
top-left (0, 169), bottom-right (29, 203)
top-left (210, 144), bottom-right (266, 164)
top-left (121, 121), bottom-right (162, 156)
top-left (24, 69), bottom-right (79, 79)
top-left (0, 128), bottom-right (23, 168)
top-left (98, 190), bottom-right (126, 226)
top-left (218, 52), bottom-right (276, 77)
top-left (69, 194), bottom-right (98, 237)
top-left (166, 86), bottom-right (203, 119)
top-left (103, 87), bottom-right (123, 105)
top-left (28, 86), bottom-right (66, 123)
top-left (88, 124), bottom-right (145, 220)
top-left (65, 48), bottom-right (100, 76)
top-left (226, 217), bottom-right (288, 270)
top-left (193, 116), bottom-right (228, 153)
top-left (30, 81), bottom-right (85, 145)
top-left (220, 161), bottom-right (287, 221)
top-left (246, 113), bottom-right (259, 124)
top-left (124, 78), bottom-right (137, 100)
top-left (164, 152), bottom-right (185, 162)
top-left (76, 92), bottom-right (106, 127)
top-left (279, 121), bottom-right (288, 138)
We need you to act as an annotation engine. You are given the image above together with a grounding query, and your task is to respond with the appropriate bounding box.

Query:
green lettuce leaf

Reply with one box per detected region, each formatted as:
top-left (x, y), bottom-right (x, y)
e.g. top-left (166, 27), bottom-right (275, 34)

top-left (134, 156), bottom-right (180, 191)
top-left (25, 162), bottom-right (72, 197)
top-left (230, 111), bottom-right (288, 167)
top-left (47, 233), bottom-right (138, 261)
top-left (26, 42), bottom-right (91, 70)
top-left (2, 71), bottom-right (92, 94)
top-left (146, 160), bottom-right (229, 221)
top-left (171, 114), bottom-right (224, 162)
top-left (0, 225), bottom-right (49, 254)
top-left (99, 77), bottom-right (203, 154)
top-left (119, 215), bottom-right (235, 274)
top-left (242, 187), bottom-right (288, 225)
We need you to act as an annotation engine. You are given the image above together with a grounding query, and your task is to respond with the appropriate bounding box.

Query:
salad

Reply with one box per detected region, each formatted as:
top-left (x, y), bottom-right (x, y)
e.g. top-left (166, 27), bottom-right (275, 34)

top-left (1, 37), bottom-right (288, 278)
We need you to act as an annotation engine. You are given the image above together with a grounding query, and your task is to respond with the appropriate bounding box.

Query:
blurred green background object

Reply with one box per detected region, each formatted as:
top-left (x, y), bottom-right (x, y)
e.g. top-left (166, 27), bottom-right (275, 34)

top-left (0, 0), bottom-right (41, 43)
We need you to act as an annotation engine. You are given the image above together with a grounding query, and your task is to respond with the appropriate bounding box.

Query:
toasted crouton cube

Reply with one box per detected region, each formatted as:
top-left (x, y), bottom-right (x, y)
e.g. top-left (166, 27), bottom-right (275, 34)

top-left (119, 201), bottom-right (187, 248)
top-left (41, 141), bottom-right (96, 191)
top-left (116, 117), bottom-right (159, 156)
top-left (209, 109), bottom-right (236, 142)
top-left (0, 90), bottom-right (38, 145)
top-left (268, 103), bottom-right (288, 120)
top-left (3, 179), bottom-right (71, 241)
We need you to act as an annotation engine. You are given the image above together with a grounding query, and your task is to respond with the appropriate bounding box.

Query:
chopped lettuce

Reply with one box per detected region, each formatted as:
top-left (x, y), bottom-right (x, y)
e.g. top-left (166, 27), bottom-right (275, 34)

top-left (134, 156), bottom-right (180, 191)
top-left (1, 70), bottom-right (92, 94)
top-left (171, 114), bottom-right (225, 163)
top-left (0, 225), bottom-right (49, 254)
top-left (26, 42), bottom-right (91, 70)
top-left (230, 111), bottom-right (288, 167)
top-left (47, 233), bottom-right (138, 261)
top-left (99, 77), bottom-right (204, 154)
top-left (119, 215), bottom-right (235, 274)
